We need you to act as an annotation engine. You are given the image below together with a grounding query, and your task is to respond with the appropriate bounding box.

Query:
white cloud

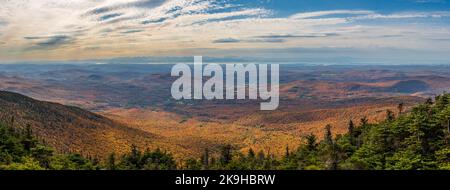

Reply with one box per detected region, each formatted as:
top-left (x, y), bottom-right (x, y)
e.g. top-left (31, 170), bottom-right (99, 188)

top-left (289, 10), bottom-right (374, 19)
top-left (0, 1), bottom-right (450, 61)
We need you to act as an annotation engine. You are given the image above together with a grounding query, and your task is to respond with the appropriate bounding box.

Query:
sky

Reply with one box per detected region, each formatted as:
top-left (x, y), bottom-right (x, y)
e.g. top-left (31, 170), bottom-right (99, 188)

top-left (1, 0), bottom-right (450, 64)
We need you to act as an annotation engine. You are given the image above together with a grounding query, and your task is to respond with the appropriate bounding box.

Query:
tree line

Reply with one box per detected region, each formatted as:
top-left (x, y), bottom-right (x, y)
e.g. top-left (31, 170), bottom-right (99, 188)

top-left (1, 94), bottom-right (449, 170)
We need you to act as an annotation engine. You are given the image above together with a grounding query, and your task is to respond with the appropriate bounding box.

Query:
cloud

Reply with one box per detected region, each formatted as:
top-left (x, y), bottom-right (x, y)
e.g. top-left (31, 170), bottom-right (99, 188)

top-left (0, 20), bottom-right (7, 27)
top-left (99, 28), bottom-right (114, 34)
top-left (25, 35), bottom-right (73, 49)
top-left (129, 0), bottom-right (168, 9)
top-left (141, 17), bottom-right (168, 24)
top-left (24, 36), bottom-right (44, 40)
top-left (288, 9), bottom-right (450, 22)
top-left (36, 36), bottom-right (73, 47)
top-left (99, 13), bottom-right (124, 21)
top-left (213, 38), bottom-right (241, 43)
top-left (1, 1), bottom-right (450, 61)
top-left (213, 37), bottom-right (285, 44)
top-left (121, 29), bottom-right (144, 34)
top-left (290, 10), bottom-right (375, 19)
top-left (378, 34), bottom-right (404, 38)
top-left (247, 38), bottom-right (285, 43)
top-left (85, 0), bottom-right (168, 16)
top-left (350, 11), bottom-right (450, 20)
top-left (187, 8), bottom-right (272, 26)
top-left (256, 33), bottom-right (340, 39)
top-left (84, 46), bottom-right (101, 50)
top-left (428, 38), bottom-right (450, 41)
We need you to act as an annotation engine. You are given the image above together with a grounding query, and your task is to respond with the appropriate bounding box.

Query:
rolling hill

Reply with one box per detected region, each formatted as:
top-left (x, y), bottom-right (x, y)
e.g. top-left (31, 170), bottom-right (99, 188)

top-left (1, 64), bottom-right (448, 160)
top-left (0, 91), bottom-right (158, 157)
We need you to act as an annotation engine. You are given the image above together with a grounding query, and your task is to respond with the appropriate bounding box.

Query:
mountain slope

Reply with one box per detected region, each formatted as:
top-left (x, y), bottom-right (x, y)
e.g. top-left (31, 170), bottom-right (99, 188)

top-left (0, 91), bottom-right (158, 157)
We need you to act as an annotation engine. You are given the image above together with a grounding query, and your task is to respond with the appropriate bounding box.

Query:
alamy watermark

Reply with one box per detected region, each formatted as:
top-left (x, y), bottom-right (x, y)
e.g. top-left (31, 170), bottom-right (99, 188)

top-left (170, 56), bottom-right (279, 110)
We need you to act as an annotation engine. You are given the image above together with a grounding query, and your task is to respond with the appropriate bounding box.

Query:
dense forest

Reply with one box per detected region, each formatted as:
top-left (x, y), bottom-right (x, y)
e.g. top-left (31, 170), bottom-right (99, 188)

top-left (1, 94), bottom-right (449, 170)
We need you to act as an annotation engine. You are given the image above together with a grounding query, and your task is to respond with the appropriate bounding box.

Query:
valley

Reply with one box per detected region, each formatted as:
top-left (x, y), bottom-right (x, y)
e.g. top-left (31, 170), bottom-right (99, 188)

top-left (1, 63), bottom-right (449, 160)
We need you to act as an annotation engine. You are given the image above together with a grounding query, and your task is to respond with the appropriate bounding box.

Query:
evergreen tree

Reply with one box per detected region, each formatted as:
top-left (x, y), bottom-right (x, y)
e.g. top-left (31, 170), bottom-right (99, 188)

top-left (201, 148), bottom-right (209, 170)
top-left (247, 148), bottom-right (255, 160)
top-left (324, 124), bottom-right (333, 146)
top-left (121, 144), bottom-right (141, 169)
top-left (219, 144), bottom-right (233, 166)
top-left (305, 134), bottom-right (318, 151)
top-left (426, 98), bottom-right (433, 105)
top-left (2, 93), bottom-right (450, 171)
top-left (285, 146), bottom-right (290, 158)
top-left (22, 124), bottom-right (36, 152)
top-left (398, 102), bottom-right (404, 115)
top-left (348, 120), bottom-right (355, 146)
top-left (323, 125), bottom-right (338, 170)
top-left (360, 116), bottom-right (369, 126)
top-left (386, 109), bottom-right (395, 121)
top-left (185, 158), bottom-right (201, 170)
top-left (10, 116), bottom-right (15, 127)
top-left (256, 150), bottom-right (265, 162)
top-left (107, 153), bottom-right (116, 170)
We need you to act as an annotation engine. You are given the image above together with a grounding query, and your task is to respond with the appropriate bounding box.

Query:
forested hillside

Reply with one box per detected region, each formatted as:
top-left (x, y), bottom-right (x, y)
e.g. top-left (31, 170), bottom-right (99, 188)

top-left (0, 123), bottom-right (176, 170)
top-left (0, 90), bottom-right (158, 156)
top-left (187, 94), bottom-right (449, 170)
top-left (1, 93), bottom-right (449, 170)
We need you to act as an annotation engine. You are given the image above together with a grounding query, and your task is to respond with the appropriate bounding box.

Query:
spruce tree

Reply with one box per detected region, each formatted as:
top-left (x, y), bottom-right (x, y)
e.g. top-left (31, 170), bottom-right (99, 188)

top-left (107, 153), bottom-right (116, 170)
top-left (305, 134), bottom-right (317, 151)
top-left (126, 144), bottom-right (141, 169)
top-left (247, 148), bottom-right (255, 160)
top-left (398, 102), bottom-right (404, 115)
top-left (201, 148), bottom-right (209, 170)
top-left (324, 124), bottom-right (333, 146)
top-left (285, 145), bottom-right (290, 158)
top-left (219, 144), bottom-right (232, 166)
top-left (22, 124), bottom-right (36, 152)
top-left (360, 116), bottom-right (369, 126)
top-left (348, 120), bottom-right (355, 146)
top-left (256, 150), bottom-right (265, 162)
top-left (324, 125), bottom-right (338, 170)
top-left (386, 110), bottom-right (395, 121)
